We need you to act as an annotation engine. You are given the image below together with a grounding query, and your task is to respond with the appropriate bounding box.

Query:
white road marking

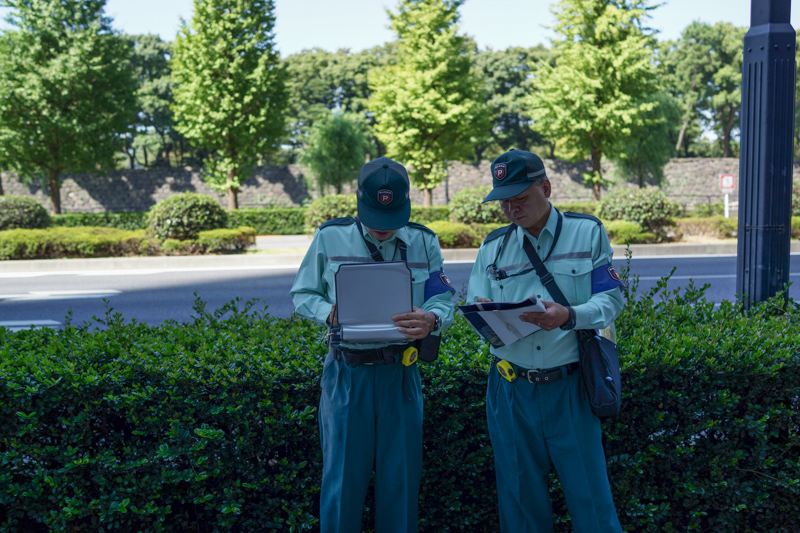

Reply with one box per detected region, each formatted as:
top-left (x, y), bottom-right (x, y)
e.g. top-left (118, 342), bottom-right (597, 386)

top-left (0, 319), bottom-right (61, 331)
top-left (0, 290), bottom-right (121, 301)
top-left (637, 273), bottom-right (799, 281)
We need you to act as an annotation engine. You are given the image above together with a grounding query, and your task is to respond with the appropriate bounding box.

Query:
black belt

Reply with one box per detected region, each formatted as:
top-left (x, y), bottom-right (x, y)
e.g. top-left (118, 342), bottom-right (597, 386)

top-left (496, 358), bottom-right (579, 384)
top-left (335, 345), bottom-right (409, 365)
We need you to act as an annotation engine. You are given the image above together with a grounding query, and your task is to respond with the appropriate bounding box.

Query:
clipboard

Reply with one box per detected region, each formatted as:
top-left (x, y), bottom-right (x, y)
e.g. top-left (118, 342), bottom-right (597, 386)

top-left (458, 297), bottom-right (546, 348)
top-left (334, 261), bottom-right (413, 342)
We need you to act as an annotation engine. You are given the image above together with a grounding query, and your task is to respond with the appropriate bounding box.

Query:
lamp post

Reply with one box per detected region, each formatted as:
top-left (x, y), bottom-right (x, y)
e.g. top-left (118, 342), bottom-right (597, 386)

top-left (736, 0), bottom-right (796, 308)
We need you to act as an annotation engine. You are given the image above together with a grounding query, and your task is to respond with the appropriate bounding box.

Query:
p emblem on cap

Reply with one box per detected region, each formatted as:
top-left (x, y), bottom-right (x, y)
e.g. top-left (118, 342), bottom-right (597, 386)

top-left (493, 163), bottom-right (507, 180)
top-left (377, 189), bottom-right (393, 205)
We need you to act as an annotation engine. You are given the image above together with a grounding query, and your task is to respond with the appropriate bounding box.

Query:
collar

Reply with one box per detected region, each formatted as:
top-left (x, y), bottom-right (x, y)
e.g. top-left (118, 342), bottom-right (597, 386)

top-left (360, 223), bottom-right (408, 246)
top-left (516, 202), bottom-right (556, 246)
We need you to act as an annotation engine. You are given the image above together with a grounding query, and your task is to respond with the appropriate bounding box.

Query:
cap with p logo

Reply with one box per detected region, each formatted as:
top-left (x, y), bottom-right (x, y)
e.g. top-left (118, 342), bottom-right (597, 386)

top-left (357, 157), bottom-right (411, 230)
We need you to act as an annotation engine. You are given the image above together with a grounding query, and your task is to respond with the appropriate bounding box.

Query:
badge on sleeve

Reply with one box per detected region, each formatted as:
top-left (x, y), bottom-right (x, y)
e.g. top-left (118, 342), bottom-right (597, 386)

top-left (591, 263), bottom-right (625, 293)
top-left (424, 269), bottom-right (456, 301)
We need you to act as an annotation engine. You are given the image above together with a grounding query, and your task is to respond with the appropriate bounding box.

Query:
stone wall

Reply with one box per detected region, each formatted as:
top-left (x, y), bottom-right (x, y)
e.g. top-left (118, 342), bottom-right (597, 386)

top-left (1, 158), bottom-right (795, 213)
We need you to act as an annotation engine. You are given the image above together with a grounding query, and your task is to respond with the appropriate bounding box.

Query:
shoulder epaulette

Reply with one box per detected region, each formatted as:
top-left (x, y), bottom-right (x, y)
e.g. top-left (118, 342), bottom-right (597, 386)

top-left (483, 224), bottom-right (515, 245)
top-left (319, 217), bottom-right (356, 230)
top-left (563, 212), bottom-right (602, 225)
top-left (407, 221), bottom-right (435, 235)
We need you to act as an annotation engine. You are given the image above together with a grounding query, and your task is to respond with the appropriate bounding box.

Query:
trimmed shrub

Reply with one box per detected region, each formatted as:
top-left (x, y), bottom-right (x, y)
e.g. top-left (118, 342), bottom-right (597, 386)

top-left (691, 201), bottom-right (725, 217)
top-left (427, 220), bottom-right (481, 248)
top-left (410, 206), bottom-right (449, 225)
top-left (51, 211), bottom-right (148, 230)
top-left (792, 216), bottom-right (800, 239)
top-left (0, 227), bottom-right (155, 260)
top-left (448, 186), bottom-right (506, 224)
top-left (553, 201), bottom-right (598, 215)
top-left (148, 193), bottom-right (228, 240)
top-left (1, 285), bottom-right (798, 531)
top-left (676, 216), bottom-right (737, 239)
top-left (471, 222), bottom-right (508, 242)
top-left (0, 195), bottom-right (50, 230)
top-left (226, 207), bottom-right (305, 235)
top-left (304, 194), bottom-right (357, 232)
top-left (197, 227), bottom-right (256, 253)
top-left (605, 220), bottom-right (657, 244)
top-left (792, 182), bottom-right (800, 216)
top-left (597, 188), bottom-right (682, 239)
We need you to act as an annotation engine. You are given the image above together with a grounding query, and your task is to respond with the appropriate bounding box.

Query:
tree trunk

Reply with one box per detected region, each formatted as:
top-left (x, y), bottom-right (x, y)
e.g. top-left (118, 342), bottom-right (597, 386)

top-left (590, 146), bottom-right (603, 201)
top-left (47, 169), bottom-right (62, 214)
top-left (424, 189), bottom-right (433, 207)
top-left (227, 188), bottom-right (239, 210)
top-left (548, 142), bottom-right (556, 159)
top-left (721, 107), bottom-right (735, 157)
top-left (0, 174), bottom-right (4, 195)
top-left (675, 119), bottom-right (689, 153)
top-left (143, 146), bottom-right (149, 167)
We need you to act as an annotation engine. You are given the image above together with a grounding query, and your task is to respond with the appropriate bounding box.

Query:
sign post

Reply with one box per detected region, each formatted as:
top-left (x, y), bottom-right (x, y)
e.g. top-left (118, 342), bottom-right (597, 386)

top-left (720, 173), bottom-right (735, 218)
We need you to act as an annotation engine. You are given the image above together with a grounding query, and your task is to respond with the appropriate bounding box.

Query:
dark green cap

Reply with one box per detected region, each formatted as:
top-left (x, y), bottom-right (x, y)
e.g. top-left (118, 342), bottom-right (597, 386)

top-left (483, 149), bottom-right (547, 202)
top-left (357, 157), bottom-right (411, 230)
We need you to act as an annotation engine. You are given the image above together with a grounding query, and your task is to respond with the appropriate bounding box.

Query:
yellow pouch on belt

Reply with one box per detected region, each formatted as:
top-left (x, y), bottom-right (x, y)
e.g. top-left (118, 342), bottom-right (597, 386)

top-left (496, 360), bottom-right (517, 382)
top-left (402, 346), bottom-right (419, 366)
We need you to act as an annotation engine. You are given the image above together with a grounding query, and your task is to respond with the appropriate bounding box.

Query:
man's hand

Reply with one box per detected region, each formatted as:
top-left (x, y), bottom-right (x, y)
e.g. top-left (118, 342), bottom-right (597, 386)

top-left (519, 301), bottom-right (569, 330)
top-left (392, 307), bottom-right (436, 340)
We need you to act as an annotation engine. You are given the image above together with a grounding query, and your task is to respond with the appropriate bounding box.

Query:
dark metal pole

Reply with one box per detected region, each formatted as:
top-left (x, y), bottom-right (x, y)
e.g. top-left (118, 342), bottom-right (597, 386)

top-left (737, 0), bottom-right (796, 308)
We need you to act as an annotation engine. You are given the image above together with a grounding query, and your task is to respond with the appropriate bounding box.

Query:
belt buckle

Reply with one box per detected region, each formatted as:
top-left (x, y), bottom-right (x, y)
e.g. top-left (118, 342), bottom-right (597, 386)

top-left (526, 368), bottom-right (540, 384)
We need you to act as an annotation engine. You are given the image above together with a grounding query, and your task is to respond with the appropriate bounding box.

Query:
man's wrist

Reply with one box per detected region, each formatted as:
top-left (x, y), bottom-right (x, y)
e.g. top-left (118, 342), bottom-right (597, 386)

top-left (559, 306), bottom-right (576, 330)
top-left (428, 312), bottom-right (441, 333)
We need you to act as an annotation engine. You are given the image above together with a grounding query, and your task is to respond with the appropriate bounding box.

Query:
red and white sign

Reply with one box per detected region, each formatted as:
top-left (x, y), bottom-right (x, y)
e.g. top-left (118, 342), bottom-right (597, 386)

top-left (720, 174), bottom-right (735, 193)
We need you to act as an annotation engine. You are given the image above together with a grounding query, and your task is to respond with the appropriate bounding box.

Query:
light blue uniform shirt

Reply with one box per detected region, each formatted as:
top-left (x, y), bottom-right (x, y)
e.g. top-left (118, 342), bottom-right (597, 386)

top-left (291, 220), bottom-right (455, 349)
top-left (467, 205), bottom-right (624, 369)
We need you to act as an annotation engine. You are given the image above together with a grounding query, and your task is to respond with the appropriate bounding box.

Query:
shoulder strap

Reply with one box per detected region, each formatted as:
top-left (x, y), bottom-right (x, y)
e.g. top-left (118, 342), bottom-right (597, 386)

top-left (521, 237), bottom-right (569, 307)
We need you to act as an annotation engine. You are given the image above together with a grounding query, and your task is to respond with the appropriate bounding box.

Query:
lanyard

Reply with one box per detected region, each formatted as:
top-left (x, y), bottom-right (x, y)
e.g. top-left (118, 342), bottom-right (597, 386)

top-left (487, 208), bottom-right (563, 281)
top-left (354, 217), bottom-right (407, 262)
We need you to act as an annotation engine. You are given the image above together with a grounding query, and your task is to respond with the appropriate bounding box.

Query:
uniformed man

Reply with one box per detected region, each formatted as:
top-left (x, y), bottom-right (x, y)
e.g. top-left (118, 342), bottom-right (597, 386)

top-left (466, 149), bottom-right (624, 532)
top-left (290, 157), bottom-right (455, 533)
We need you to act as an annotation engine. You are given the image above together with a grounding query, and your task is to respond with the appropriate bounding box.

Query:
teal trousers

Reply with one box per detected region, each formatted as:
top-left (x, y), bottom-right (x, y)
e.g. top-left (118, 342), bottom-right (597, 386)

top-left (486, 365), bottom-right (622, 532)
top-left (318, 350), bottom-right (423, 533)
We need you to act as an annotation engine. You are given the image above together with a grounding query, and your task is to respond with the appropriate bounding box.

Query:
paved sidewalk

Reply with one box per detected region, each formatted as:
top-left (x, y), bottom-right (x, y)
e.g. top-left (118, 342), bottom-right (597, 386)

top-left (0, 235), bottom-right (798, 274)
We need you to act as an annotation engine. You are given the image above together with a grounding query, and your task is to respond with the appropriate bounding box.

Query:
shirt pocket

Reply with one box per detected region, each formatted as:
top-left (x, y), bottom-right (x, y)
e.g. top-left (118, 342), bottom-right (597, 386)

top-left (410, 266), bottom-right (430, 308)
top-left (549, 259), bottom-right (593, 305)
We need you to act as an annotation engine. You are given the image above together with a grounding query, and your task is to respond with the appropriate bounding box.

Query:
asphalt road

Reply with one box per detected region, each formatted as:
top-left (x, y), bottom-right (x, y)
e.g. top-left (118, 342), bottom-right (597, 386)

top-left (1, 255), bottom-right (799, 330)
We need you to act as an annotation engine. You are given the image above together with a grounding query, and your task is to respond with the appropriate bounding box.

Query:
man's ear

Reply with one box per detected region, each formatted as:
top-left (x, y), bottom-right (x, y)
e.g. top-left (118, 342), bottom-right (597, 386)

top-left (542, 179), bottom-right (551, 198)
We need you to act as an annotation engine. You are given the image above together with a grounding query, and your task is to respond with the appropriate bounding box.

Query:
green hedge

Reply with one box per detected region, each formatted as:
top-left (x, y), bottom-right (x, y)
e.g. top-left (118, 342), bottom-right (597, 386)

top-left (1, 282), bottom-right (798, 531)
top-left (51, 211), bottom-right (149, 230)
top-left (676, 216), bottom-right (738, 239)
top-left (427, 220), bottom-right (481, 248)
top-left (0, 226), bottom-right (256, 260)
top-left (148, 193), bottom-right (228, 240)
top-left (792, 215), bottom-right (799, 238)
top-left (0, 195), bottom-right (50, 229)
top-left (605, 220), bottom-right (658, 244)
top-left (226, 208), bottom-right (305, 234)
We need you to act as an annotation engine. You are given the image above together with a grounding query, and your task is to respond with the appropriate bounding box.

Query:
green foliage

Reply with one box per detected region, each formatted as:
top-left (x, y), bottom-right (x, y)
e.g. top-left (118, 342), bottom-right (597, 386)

top-left (791, 216), bottom-right (799, 239)
top-left (300, 112), bottom-right (371, 194)
top-left (1, 285), bottom-right (799, 530)
top-left (410, 206), bottom-right (449, 225)
top-left (196, 227), bottom-right (256, 254)
top-left (51, 211), bottom-right (149, 230)
top-left (226, 207), bottom-right (305, 235)
top-left (427, 220), bottom-right (480, 248)
top-left (171, 0), bottom-right (288, 208)
top-left (529, 0), bottom-right (661, 199)
top-left (598, 188), bottom-right (682, 238)
top-left (0, 227), bottom-right (154, 260)
top-left (369, 0), bottom-right (487, 205)
top-left (792, 181), bottom-right (800, 216)
top-left (147, 193), bottom-right (228, 240)
top-left (473, 46), bottom-right (550, 159)
top-left (676, 216), bottom-right (737, 239)
top-left (611, 91), bottom-right (681, 187)
top-left (122, 34), bottom-right (183, 168)
top-left (304, 194), bottom-right (357, 232)
top-left (691, 201), bottom-right (725, 217)
top-left (448, 186), bottom-right (506, 224)
top-left (605, 220), bottom-right (657, 244)
top-left (0, 0), bottom-right (137, 213)
top-left (0, 195), bottom-right (50, 229)
top-left (553, 201), bottom-right (598, 216)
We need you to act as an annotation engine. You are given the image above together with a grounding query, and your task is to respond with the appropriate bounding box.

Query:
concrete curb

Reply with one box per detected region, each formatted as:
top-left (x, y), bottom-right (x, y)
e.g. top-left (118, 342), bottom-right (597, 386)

top-left (1, 239), bottom-right (798, 274)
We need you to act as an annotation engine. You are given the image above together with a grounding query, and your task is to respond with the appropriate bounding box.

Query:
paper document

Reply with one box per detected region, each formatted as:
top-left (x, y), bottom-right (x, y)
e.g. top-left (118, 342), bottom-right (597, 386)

top-left (458, 297), bottom-right (546, 348)
top-left (334, 261), bottom-right (412, 342)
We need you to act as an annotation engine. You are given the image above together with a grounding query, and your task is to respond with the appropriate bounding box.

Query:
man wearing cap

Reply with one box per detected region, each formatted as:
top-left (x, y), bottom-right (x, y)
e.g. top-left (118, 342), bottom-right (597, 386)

top-left (466, 149), bottom-right (624, 532)
top-left (290, 156), bottom-right (455, 532)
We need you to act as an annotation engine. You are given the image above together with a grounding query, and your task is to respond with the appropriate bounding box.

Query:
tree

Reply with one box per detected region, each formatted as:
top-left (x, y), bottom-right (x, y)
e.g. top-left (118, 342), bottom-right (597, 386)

top-left (124, 34), bottom-right (185, 169)
top-left (473, 46), bottom-right (551, 161)
top-left (172, 0), bottom-right (288, 209)
top-left (529, 0), bottom-right (661, 200)
top-left (611, 91), bottom-right (680, 187)
top-left (369, 0), bottom-right (487, 206)
top-left (300, 112), bottom-right (371, 195)
top-left (705, 23), bottom-right (744, 157)
top-left (0, 0), bottom-right (136, 213)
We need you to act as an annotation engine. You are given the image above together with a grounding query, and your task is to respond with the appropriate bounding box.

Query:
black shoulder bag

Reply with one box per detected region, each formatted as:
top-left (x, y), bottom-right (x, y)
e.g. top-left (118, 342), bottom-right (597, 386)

top-left (520, 236), bottom-right (622, 418)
